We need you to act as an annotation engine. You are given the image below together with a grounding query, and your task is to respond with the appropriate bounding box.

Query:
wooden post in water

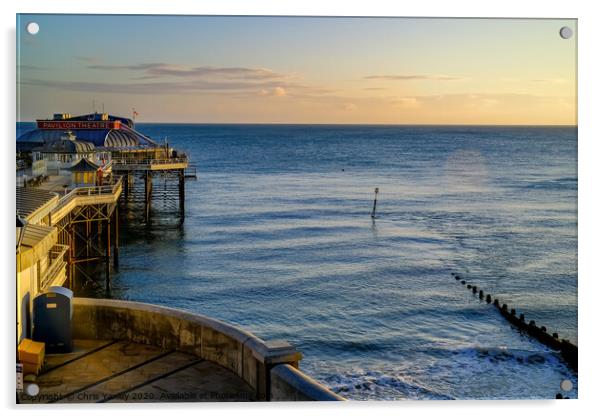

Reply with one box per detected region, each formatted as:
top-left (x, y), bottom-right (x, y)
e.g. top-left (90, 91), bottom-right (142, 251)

top-left (371, 187), bottom-right (379, 218)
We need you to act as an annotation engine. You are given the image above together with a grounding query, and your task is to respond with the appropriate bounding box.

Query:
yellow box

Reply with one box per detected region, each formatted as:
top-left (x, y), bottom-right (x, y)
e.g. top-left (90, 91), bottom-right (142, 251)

top-left (22, 361), bottom-right (41, 376)
top-left (18, 339), bottom-right (45, 366)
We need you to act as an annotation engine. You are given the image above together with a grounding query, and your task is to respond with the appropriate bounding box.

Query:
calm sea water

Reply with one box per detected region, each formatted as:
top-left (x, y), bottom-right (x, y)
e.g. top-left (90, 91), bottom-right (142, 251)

top-left (18, 123), bottom-right (578, 400)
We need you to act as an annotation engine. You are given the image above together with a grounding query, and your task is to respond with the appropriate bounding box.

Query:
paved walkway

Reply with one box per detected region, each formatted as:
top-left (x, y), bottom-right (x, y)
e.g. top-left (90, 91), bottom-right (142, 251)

top-left (19, 339), bottom-right (255, 403)
top-left (33, 174), bottom-right (72, 194)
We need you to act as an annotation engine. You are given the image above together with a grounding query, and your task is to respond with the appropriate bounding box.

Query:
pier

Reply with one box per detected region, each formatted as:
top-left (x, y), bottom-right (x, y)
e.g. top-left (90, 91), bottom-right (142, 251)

top-left (17, 174), bottom-right (122, 292)
top-left (114, 157), bottom-right (189, 223)
top-left (16, 113), bottom-right (192, 292)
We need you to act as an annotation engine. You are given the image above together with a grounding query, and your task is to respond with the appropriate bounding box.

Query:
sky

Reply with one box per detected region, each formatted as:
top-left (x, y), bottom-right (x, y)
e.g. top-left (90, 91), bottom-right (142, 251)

top-left (17, 15), bottom-right (577, 125)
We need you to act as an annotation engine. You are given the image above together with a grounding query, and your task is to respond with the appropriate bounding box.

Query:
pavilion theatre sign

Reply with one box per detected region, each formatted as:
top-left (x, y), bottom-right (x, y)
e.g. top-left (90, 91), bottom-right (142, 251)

top-left (36, 120), bottom-right (122, 130)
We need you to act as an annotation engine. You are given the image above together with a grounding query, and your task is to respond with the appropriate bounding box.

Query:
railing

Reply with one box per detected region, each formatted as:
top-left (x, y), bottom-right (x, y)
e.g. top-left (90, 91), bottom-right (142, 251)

top-left (112, 157), bottom-right (188, 166)
top-left (184, 166), bottom-right (197, 178)
top-left (17, 174), bottom-right (51, 189)
top-left (101, 160), bottom-right (114, 170)
top-left (39, 244), bottom-right (69, 291)
top-left (50, 176), bottom-right (123, 220)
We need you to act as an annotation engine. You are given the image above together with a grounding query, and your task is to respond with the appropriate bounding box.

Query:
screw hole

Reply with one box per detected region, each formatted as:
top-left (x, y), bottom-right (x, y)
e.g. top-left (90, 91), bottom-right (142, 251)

top-left (559, 26), bottom-right (573, 40)
top-left (26, 22), bottom-right (40, 35)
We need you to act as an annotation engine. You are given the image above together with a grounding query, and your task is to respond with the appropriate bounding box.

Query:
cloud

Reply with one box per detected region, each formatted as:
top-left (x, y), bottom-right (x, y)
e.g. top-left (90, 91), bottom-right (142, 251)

top-left (257, 87), bottom-right (288, 97)
top-left (86, 62), bottom-right (288, 81)
top-left (20, 78), bottom-right (295, 95)
top-left (529, 78), bottom-right (567, 84)
top-left (18, 64), bottom-right (48, 70)
top-left (501, 77), bottom-right (567, 84)
top-left (364, 74), bottom-right (464, 81)
top-left (390, 93), bottom-right (574, 118)
top-left (389, 97), bottom-right (420, 109)
top-left (273, 87), bottom-right (287, 97)
top-left (342, 102), bottom-right (357, 111)
top-left (26, 59), bottom-right (338, 99)
top-left (74, 56), bottom-right (100, 64)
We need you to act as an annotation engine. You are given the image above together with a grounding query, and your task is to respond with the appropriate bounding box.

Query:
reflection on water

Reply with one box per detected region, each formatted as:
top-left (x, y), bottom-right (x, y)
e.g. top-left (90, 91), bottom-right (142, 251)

top-left (19, 123), bottom-right (577, 400)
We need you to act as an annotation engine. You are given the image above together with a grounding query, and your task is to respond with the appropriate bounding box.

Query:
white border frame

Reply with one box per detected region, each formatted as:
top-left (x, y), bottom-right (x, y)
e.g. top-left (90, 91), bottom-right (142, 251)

top-left (2, 1), bottom-right (600, 418)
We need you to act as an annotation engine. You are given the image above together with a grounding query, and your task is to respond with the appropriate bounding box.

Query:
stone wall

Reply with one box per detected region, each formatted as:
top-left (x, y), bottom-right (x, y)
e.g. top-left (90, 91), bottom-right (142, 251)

top-left (71, 298), bottom-right (344, 401)
top-left (270, 364), bottom-right (346, 401)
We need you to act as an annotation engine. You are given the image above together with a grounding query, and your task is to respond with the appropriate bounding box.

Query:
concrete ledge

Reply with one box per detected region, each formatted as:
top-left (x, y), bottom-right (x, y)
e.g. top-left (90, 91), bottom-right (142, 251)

top-left (271, 364), bottom-right (346, 401)
top-left (72, 298), bottom-right (319, 401)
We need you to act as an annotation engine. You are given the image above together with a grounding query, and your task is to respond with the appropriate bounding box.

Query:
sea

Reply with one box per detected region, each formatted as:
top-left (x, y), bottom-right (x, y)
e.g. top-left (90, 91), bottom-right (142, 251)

top-left (17, 123), bottom-right (578, 400)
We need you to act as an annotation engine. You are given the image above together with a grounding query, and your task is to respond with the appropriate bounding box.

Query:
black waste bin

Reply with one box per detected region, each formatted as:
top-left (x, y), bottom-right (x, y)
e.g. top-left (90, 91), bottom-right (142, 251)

top-left (32, 286), bottom-right (73, 353)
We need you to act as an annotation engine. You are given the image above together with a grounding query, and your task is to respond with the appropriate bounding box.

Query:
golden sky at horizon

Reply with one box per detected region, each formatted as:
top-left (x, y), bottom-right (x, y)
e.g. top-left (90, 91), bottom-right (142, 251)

top-left (18, 16), bottom-right (577, 125)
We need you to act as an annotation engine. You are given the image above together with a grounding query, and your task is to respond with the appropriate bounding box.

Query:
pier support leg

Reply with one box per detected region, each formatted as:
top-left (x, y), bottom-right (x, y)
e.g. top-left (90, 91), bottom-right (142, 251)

top-left (68, 226), bottom-right (75, 290)
top-left (179, 169), bottom-right (185, 218)
top-left (105, 217), bottom-right (111, 291)
top-left (86, 207), bottom-right (91, 259)
top-left (124, 172), bottom-right (130, 200)
top-left (98, 219), bottom-right (102, 254)
top-left (145, 171), bottom-right (153, 223)
top-left (113, 207), bottom-right (119, 271)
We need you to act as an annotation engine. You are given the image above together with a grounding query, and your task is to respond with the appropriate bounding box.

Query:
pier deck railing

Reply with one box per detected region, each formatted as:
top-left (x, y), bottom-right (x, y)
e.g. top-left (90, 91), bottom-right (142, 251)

top-left (101, 160), bottom-right (114, 171)
top-left (49, 176), bottom-right (123, 224)
top-left (39, 243), bottom-right (69, 291)
top-left (112, 157), bottom-right (189, 171)
top-left (113, 157), bottom-right (188, 164)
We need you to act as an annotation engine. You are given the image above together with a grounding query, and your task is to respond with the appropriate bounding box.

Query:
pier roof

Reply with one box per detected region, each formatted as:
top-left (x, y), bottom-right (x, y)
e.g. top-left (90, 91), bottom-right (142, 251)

top-left (19, 125), bottom-right (157, 149)
top-left (54, 113), bottom-right (134, 127)
top-left (16, 187), bottom-right (59, 221)
top-left (68, 158), bottom-right (100, 172)
top-left (34, 138), bottom-right (96, 154)
top-left (18, 223), bottom-right (57, 271)
top-left (16, 141), bottom-right (43, 153)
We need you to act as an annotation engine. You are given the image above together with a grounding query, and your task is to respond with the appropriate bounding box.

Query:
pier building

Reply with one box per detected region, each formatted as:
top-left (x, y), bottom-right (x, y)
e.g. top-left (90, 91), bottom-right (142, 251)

top-left (18, 112), bottom-right (191, 223)
top-left (16, 112), bottom-right (191, 334)
top-left (30, 131), bottom-right (105, 175)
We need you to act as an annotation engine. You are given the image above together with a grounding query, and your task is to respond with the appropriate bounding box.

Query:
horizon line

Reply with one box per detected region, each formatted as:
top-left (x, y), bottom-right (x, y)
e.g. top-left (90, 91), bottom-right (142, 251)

top-left (17, 121), bottom-right (578, 128)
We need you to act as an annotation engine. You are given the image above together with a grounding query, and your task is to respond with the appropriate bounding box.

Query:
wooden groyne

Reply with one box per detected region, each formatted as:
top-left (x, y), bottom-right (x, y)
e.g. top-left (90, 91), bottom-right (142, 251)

top-left (451, 273), bottom-right (578, 371)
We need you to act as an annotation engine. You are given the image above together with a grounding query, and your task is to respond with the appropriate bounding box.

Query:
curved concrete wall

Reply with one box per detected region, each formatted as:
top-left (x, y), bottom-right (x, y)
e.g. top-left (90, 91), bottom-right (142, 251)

top-left (271, 364), bottom-right (346, 401)
top-left (72, 298), bottom-right (344, 401)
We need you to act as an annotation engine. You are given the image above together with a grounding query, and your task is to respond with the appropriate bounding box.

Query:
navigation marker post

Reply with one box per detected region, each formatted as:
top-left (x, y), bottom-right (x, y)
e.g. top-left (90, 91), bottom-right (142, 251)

top-left (371, 187), bottom-right (379, 219)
